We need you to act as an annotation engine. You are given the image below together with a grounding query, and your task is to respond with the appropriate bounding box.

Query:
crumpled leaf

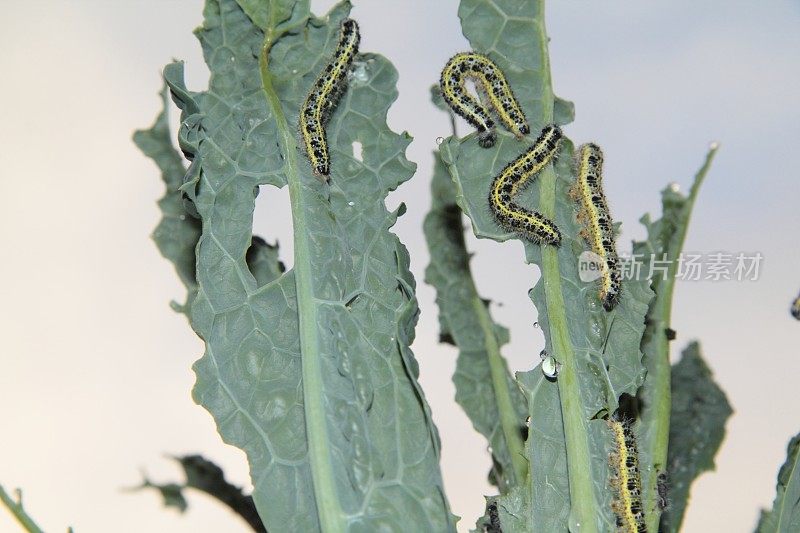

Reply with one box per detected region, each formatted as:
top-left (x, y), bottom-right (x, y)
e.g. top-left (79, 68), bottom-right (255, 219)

top-left (424, 151), bottom-right (527, 491)
top-left (757, 432), bottom-right (800, 533)
top-left (439, 0), bottom-right (653, 530)
top-left (133, 87), bottom-right (201, 309)
top-left (146, 0), bottom-right (455, 530)
top-left (660, 342), bottom-right (732, 533)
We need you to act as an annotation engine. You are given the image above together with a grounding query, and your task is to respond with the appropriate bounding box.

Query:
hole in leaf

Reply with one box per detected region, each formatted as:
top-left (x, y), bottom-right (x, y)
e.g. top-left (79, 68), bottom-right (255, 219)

top-left (352, 141), bottom-right (363, 162)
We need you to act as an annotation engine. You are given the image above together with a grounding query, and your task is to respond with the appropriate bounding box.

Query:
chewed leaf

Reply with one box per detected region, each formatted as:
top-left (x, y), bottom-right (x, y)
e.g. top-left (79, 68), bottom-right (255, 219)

top-left (440, 0), bottom-right (654, 530)
top-left (146, 0), bottom-right (454, 531)
top-left (663, 342), bottom-right (732, 533)
top-left (758, 432), bottom-right (800, 533)
top-left (424, 151), bottom-right (527, 491)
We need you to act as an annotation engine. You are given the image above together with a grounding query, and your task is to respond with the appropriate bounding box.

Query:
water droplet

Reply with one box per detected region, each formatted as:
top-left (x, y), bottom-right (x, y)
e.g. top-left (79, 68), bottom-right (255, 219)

top-left (539, 349), bottom-right (548, 361)
top-left (435, 136), bottom-right (444, 145)
top-left (292, 69), bottom-right (298, 74)
top-left (541, 354), bottom-right (561, 379)
top-left (352, 62), bottom-right (369, 82)
top-left (525, 416), bottom-right (531, 426)
top-left (669, 182), bottom-right (680, 193)
top-left (179, 215), bottom-right (186, 221)
top-left (348, 201), bottom-right (355, 207)
top-left (533, 321), bottom-right (539, 329)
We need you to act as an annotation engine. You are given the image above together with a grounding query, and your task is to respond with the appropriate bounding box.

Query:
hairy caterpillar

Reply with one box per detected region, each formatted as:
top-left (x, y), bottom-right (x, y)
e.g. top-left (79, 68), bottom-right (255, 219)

top-left (571, 143), bottom-right (622, 311)
top-left (300, 18), bottom-right (360, 178)
top-left (791, 292), bottom-right (800, 320)
top-left (489, 125), bottom-right (562, 245)
top-left (440, 52), bottom-right (529, 147)
top-left (608, 418), bottom-right (647, 533)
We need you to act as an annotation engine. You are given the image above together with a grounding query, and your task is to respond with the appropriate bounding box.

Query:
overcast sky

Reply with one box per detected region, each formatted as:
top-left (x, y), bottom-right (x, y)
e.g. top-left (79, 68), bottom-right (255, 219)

top-left (1, 1), bottom-right (799, 532)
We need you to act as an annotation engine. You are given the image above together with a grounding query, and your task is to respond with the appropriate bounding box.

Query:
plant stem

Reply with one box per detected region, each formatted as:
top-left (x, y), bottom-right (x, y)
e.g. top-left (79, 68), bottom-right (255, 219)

top-left (640, 146), bottom-right (718, 532)
top-left (259, 25), bottom-right (345, 533)
top-left (532, 1), bottom-right (599, 530)
top-left (0, 485), bottom-right (46, 533)
top-left (471, 295), bottom-right (528, 486)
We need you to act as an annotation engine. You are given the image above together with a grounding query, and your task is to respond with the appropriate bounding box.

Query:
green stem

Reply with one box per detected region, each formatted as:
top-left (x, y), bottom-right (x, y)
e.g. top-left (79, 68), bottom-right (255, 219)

top-left (259, 27), bottom-right (345, 533)
top-left (533, 1), bottom-right (599, 530)
top-left (0, 486), bottom-right (46, 533)
top-left (471, 295), bottom-right (528, 486)
top-left (641, 145), bottom-right (718, 531)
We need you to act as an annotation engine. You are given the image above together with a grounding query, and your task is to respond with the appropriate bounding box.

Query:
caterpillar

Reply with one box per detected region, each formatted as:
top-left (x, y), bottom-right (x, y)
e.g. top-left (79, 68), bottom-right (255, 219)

top-left (300, 18), bottom-right (360, 178)
top-left (607, 418), bottom-right (647, 533)
top-left (791, 291), bottom-right (800, 320)
top-left (571, 143), bottom-right (622, 311)
top-left (489, 125), bottom-right (562, 245)
top-left (440, 52), bottom-right (529, 147)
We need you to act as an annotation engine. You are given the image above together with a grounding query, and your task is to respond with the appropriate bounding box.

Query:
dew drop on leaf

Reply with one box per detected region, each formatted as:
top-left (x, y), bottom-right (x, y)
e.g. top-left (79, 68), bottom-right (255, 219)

top-left (351, 62), bottom-right (369, 83)
top-left (540, 350), bottom-right (560, 379)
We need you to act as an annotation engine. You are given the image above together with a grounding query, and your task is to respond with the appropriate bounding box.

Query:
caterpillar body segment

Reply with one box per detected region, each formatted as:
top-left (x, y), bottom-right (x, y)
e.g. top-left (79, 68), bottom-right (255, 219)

top-left (488, 125), bottom-right (563, 246)
top-left (608, 418), bottom-right (647, 533)
top-left (440, 52), bottom-right (529, 147)
top-left (506, 124), bottom-right (562, 196)
top-left (300, 18), bottom-right (360, 178)
top-left (791, 292), bottom-right (800, 320)
top-left (571, 143), bottom-right (622, 311)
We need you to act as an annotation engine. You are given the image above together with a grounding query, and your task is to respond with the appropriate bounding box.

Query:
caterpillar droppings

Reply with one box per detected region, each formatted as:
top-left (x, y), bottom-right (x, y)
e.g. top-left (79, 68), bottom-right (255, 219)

top-left (608, 418), bottom-right (647, 533)
top-left (489, 125), bottom-right (563, 246)
top-left (485, 500), bottom-right (502, 533)
top-left (440, 52), bottom-right (529, 147)
top-left (571, 143), bottom-right (622, 311)
top-left (791, 291), bottom-right (800, 320)
top-left (656, 471), bottom-right (670, 512)
top-left (300, 18), bottom-right (360, 178)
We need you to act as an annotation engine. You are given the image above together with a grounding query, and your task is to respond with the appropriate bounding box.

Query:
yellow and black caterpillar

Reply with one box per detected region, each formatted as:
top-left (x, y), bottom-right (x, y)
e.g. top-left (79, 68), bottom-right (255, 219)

top-left (300, 18), bottom-right (360, 178)
top-left (440, 52), bottom-right (529, 148)
top-left (608, 418), bottom-right (647, 533)
top-left (489, 125), bottom-right (562, 245)
top-left (571, 143), bottom-right (622, 311)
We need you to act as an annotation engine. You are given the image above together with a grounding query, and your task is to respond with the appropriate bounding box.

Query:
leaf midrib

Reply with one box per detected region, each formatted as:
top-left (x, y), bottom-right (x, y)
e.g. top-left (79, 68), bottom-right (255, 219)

top-left (259, 23), bottom-right (346, 533)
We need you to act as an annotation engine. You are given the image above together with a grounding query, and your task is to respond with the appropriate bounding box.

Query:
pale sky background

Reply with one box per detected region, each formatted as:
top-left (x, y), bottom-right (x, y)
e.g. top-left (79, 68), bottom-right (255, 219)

top-left (1, 1), bottom-right (799, 532)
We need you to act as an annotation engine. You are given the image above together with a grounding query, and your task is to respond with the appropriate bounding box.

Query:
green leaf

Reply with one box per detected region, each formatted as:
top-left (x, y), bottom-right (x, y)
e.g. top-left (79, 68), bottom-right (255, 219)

top-left (424, 151), bottom-right (527, 491)
top-left (757, 433), bottom-right (800, 533)
top-left (661, 342), bottom-right (732, 533)
top-left (155, 1), bottom-right (455, 531)
top-left (234, 0), bottom-right (309, 32)
top-left (634, 146), bottom-right (718, 531)
top-left (440, 0), bottom-right (653, 530)
top-left (133, 455), bottom-right (266, 531)
top-left (246, 236), bottom-right (285, 287)
top-left (133, 87), bottom-right (201, 307)
top-left (138, 479), bottom-right (189, 514)
top-left (177, 455), bottom-right (265, 532)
